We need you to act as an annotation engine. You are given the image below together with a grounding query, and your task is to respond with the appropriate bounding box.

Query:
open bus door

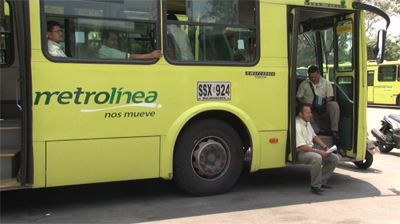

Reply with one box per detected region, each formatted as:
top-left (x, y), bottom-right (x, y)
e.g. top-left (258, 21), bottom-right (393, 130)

top-left (333, 12), bottom-right (381, 168)
top-left (288, 5), bottom-right (369, 167)
top-left (0, 0), bottom-right (30, 190)
top-left (332, 14), bottom-right (362, 160)
top-left (288, 8), bottom-right (298, 163)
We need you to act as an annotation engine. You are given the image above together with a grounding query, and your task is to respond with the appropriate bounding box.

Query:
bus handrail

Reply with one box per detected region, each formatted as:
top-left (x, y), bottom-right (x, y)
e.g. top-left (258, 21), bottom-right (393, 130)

top-left (335, 82), bottom-right (354, 105)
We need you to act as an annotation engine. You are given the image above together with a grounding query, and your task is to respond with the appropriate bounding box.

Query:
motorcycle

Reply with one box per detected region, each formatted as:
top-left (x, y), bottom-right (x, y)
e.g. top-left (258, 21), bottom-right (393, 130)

top-left (371, 114), bottom-right (400, 153)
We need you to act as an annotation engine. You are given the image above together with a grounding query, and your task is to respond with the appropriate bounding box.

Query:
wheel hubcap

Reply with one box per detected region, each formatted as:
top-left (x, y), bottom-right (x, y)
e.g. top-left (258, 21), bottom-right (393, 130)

top-left (192, 138), bottom-right (229, 180)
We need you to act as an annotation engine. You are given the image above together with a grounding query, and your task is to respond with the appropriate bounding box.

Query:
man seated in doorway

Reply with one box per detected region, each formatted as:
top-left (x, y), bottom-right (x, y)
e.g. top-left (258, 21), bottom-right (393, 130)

top-left (98, 29), bottom-right (162, 60)
top-left (166, 13), bottom-right (194, 61)
top-left (296, 65), bottom-right (340, 140)
top-left (47, 21), bottom-right (67, 57)
top-left (296, 103), bottom-right (339, 194)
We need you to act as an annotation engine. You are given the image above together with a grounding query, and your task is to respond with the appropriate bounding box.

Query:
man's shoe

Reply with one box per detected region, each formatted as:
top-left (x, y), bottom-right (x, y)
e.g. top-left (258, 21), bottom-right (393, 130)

top-left (311, 187), bottom-right (325, 194)
top-left (321, 183), bottom-right (332, 189)
top-left (332, 131), bottom-right (340, 140)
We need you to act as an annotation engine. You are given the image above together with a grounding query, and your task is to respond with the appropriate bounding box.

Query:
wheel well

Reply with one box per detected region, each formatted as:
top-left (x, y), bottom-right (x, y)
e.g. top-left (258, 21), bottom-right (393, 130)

top-left (397, 95), bottom-right (400, 106)
top-left (177, 110), bottom-right (251, 153)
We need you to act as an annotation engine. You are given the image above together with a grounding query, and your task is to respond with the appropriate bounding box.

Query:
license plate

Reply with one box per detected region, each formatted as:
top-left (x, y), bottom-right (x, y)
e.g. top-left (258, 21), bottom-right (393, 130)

top-left (197, 82), bottom-right (231, 101)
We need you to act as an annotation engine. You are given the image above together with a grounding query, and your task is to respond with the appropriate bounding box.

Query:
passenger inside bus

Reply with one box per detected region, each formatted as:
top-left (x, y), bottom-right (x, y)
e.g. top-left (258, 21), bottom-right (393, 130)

top-left (247, 37), bottom-right (255, 62)
top-left (228, 34), bottom-right (243, 61)
top-left (296, 65), bottom-right (340, 141)
top-left (47, 21), bottom-right (67, 57)
top-left (166, 13), bottom-right (193, 61)
top-left (228, 34), bottom-right (238, 54)
top-left (228, 33), bottom-right (252, 62)
top-left (98, 29), bottom-right (162, 60)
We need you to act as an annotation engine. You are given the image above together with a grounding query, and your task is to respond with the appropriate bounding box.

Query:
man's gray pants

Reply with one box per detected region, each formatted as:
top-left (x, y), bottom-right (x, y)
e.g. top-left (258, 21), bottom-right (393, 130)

top-left (311, 101), bottom-right (340, 134)
top-left (298, 150), bottom-right (339, 187)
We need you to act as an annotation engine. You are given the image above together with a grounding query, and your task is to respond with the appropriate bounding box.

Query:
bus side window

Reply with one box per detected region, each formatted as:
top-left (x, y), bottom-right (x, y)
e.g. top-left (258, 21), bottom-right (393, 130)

top-left (1, 0), bottom-right (13, 66)
top-left (378, 65), bottom-right (396, 82)
top-left (398, 65), bottom-right (400, 82)
top-left (43, 0), bottom-right (159, 62)
top-left (164, 0), bottom-right (258, 64)
top-left (367, 70), bottom-right (374, 86)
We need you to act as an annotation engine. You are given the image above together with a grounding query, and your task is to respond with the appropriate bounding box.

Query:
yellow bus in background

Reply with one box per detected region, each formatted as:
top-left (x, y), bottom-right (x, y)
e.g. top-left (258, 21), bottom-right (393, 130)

top-left (367, 60), bottom-right (400, 106)
top-left (0, 0), bottom-right (389, 195)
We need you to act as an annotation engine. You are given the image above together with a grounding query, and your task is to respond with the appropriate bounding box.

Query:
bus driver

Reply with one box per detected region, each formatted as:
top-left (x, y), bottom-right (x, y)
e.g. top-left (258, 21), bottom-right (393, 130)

top-left (47, 21), bottom-right (67, 57)
top-left (98, 29), bottom-right (163, 60)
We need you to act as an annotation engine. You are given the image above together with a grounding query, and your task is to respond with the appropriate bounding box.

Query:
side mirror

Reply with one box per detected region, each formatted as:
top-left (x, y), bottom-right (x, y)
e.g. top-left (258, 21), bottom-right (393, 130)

top-left (375, 29), bottom-right (386, 63)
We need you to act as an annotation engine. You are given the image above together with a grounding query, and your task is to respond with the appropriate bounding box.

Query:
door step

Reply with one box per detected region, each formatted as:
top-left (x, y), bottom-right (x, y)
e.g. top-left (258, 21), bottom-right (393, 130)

top-left (319, 135), bottom-right (333, 147)
top-left (0, 119), bottom-right (21, 149)
top-left (1, 119), bottom-right (21, 182)
top-left (1, 149), bottom-right (20, 179)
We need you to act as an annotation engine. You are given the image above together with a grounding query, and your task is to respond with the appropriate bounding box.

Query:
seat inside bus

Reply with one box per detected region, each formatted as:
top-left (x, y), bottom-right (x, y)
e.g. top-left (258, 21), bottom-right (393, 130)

top-left (200, 33), bottom-right (233, 61)
top-left (166, 27), bottom-right (182, 60)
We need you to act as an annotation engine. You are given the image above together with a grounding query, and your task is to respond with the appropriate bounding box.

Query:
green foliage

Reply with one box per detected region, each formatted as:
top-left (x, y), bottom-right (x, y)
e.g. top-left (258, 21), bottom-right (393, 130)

top-left (364, 0), bottom-right (400, 60)
top-left (384, 36), bottom-right (400, 60)
top-left (296, 34), bottom-right (317, 67)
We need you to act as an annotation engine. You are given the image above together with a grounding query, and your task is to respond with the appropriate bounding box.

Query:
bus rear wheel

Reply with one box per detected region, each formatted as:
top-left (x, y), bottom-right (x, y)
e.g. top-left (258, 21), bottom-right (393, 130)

top-left (354, 150), bottom-right (373, 169)
top-left (173, 119), bottom-right (243, 196)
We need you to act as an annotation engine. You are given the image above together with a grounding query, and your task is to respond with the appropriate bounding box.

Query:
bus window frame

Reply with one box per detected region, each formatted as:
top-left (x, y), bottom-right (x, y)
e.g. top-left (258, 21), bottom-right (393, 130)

top-left (40, 0), bottom-right (161, 65)
top-left (162, 0), bottom-right (260, 66)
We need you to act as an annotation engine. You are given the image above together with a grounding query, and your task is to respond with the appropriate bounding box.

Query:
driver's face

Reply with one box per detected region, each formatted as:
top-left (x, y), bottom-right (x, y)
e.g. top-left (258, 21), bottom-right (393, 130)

top-left (104, 32), bottom-right (119, 49)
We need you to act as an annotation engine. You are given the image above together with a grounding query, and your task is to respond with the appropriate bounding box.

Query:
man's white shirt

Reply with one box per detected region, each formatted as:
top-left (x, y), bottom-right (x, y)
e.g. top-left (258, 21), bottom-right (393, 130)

top-left (296, 77), bottom-right (334, 104)
top-left (296, 116), bottom-right (316, 150)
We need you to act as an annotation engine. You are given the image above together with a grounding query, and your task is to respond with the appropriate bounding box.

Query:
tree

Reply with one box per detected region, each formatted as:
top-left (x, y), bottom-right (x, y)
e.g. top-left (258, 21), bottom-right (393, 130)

top-left (364, 0), bottom-right (400, 60)
top-left (363, 0), bottom-right (400, 36)
top-left (384, 37), bottom-right (400, 61)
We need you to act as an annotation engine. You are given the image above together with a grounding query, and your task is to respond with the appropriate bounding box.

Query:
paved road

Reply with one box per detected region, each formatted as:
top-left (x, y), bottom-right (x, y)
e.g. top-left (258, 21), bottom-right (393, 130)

top-left (1, 108), bottom-right (399, 224)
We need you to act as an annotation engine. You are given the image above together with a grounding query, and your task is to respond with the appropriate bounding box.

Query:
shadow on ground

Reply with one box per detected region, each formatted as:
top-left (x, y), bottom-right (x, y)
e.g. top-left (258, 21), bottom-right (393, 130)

top-left (1, 165), bottom-right (381, 223)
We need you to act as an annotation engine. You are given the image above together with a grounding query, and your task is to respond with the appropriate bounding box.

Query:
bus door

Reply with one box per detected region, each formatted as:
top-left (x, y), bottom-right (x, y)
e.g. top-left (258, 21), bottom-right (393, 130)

top-left (333, 14), bottom-right (362, 157)
top-left (367, 69), bottom-right (375, 103)
top-left (0, 0), bottom-right (30, 189)
top-left (289, 6), bottom-right (361, 162)
top-left (397, 63), bottom-right (400, 106)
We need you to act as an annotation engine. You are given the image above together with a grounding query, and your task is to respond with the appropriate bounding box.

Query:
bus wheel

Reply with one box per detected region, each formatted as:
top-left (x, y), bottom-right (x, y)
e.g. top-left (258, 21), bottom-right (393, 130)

top-left (173, 119), bottom-right (243, 196)
top-left (354, 150), bottom-right (373, 169)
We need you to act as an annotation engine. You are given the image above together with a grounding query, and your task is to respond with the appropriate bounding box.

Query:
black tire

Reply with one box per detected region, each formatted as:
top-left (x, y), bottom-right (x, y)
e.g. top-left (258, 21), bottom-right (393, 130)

top-left (377, 129), bottom-right (394, 153)
top-left (354, 150), bottom-right (373, 169)
top-left (378, 143), bottom-right (394, 153)
top-left (173, 119), bottom-right (243, 196)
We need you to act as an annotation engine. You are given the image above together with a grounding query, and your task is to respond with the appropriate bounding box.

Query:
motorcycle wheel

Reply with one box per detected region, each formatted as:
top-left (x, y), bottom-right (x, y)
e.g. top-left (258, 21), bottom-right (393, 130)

top-left (376, 129), bottom-right (395, 153)
top-left (378, 143), bottom-right (394, 153)
top-left (354, 150), bottom-right (373, 169)
top-left (377, 141), bottom-right (393, 153)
